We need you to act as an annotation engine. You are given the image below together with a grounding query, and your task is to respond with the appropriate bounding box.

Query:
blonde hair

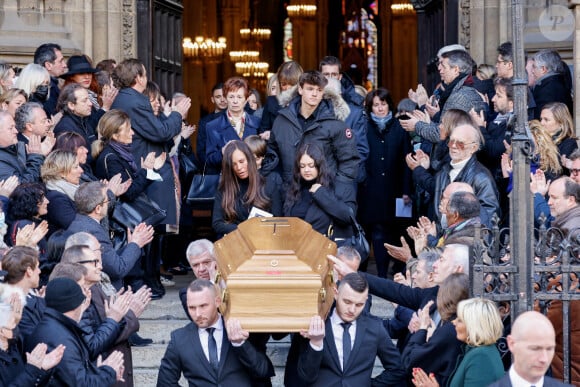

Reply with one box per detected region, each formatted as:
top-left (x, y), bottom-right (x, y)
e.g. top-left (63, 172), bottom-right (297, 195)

top-left (41, 150), bottom-right (78, 183)
top-left (266, 74), bottom-right (278, 96)
top-left (14, 63), bottom-right (50, 97)
top-left (0, 88), bottom-right (27, 106)
top-left (92, 109), bottom-right (131, 159)
top-left (541, 102), bottom-right (576, 145)
top-left (528, 120), bottom-right (563, 175)
top-left (457, 298), bottom-right (503, 346)
top-left (476, 64), bottom-right (496, 80)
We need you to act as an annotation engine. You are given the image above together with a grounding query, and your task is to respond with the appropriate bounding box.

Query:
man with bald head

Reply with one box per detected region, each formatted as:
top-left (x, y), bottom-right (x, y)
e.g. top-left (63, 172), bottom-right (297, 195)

top-left (410, 124), bottom-right (500, 228)
top-left (488, 311), bottom-right (571, 387)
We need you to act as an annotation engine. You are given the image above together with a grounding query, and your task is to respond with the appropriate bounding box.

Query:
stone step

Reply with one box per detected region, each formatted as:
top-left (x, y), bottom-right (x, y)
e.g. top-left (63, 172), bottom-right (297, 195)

top-left (137, 319), bottom-right (189, 344)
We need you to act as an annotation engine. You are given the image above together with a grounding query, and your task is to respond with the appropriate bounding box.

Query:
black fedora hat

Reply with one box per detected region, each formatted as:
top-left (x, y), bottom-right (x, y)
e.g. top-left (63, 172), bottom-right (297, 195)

top-left (60, 55), bottom-right (98, 78)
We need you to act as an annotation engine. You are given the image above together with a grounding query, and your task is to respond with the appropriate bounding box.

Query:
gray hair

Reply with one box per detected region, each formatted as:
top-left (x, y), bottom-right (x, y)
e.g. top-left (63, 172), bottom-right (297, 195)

top-left (74, 181), bottom-right (106, 215)
top-left (65, 232), bottom-right (98, 249)
top-left (61, 245), bottom-right (92, 264)
top-left (186, 239), bottom-right (215, 260)
top-left (14, 102), bottom-right (44, 133)
top-left (337, 245), bottom-right (361, 263)
top-left (441, 50), bottom-right (475, 74)
top-left (417, 247), bottom-right (442, 273)
top-left (437, 44), bottom-right (466, 58)
top-left (533, 49), bottom-right (562, 73)
top-left (446, 244), bottom-right (470, 273)
top-left (34, 43), bottom-right (61, 67)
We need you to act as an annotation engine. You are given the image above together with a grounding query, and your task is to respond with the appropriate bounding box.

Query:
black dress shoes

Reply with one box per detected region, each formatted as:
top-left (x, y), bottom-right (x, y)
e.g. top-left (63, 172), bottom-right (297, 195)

top-left (129, 333), bottom-right (153, 347)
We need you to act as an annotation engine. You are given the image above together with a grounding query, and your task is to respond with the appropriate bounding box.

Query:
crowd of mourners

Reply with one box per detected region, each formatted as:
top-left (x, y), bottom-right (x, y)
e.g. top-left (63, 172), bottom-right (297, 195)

top-left (0, 39), bottom-right (578, 386)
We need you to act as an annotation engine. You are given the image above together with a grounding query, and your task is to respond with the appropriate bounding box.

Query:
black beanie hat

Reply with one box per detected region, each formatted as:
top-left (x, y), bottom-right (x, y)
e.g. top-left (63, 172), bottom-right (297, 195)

top-left (45, 277), bottom-right (86, 313)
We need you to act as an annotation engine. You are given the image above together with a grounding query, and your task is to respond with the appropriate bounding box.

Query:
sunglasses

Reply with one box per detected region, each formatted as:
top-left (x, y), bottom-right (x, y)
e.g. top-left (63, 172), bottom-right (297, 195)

top-left (447, 139), bottom-right (477, 150)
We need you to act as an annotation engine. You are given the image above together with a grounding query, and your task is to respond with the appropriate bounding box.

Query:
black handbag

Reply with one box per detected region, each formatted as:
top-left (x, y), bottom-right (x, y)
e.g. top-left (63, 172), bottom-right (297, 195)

top-left (329, 214), bottom-right (370, 262)
top-left (103, 154), bottom-right (167, 230)
top-left (111, 194), bottom-right (167, 229)
top-left (186, 164), bottom-right (220, 204)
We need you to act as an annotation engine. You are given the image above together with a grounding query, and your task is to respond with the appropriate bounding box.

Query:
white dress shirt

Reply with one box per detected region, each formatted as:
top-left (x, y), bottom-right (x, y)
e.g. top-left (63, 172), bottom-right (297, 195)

top-left (330, 311), bottom-right (357, 370)
top-left (197, 316), bottom-right (224, 363)
top-left (509, 365), bottom-right (544, 387)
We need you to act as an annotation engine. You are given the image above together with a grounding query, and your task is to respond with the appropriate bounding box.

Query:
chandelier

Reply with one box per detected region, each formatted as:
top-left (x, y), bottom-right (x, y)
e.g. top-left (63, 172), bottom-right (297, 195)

top-left (182, 36), bottom-right (227, 63)
top-left (235, 62), bottom-right (270, 78)
top-left (240, 28), bottom-right (271, 41)
top-left (286, 5), bottom-right (317, 18)
top-left (391, 2), bottom-right (415, 15)
top-left (228, 1), bottom-right (271, 84)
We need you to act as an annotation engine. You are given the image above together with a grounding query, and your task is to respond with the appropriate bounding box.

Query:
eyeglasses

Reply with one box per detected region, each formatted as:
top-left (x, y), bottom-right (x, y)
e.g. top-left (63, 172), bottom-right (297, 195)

top-left (447, 139), bottom-right (477, 150)
top-left (571, 168), bottom-right (580, 175)
top-left (78, 259), bottom-right (101, 267)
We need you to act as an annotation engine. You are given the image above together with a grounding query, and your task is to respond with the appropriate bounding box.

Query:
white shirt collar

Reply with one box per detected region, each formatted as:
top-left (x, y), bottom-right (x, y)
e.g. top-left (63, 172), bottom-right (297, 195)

top-left (509, 365), bottom-right (544, 387)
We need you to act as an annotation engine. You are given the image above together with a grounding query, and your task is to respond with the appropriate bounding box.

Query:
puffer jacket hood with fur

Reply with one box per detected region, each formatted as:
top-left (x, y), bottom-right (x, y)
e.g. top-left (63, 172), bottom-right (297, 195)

top-left (276, 84), bottom-right (351, 122)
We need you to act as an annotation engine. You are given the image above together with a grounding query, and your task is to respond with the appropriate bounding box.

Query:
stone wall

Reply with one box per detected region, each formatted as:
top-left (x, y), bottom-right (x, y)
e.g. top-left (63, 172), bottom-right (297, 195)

top-left (0, 0), bottom-right (136, 66)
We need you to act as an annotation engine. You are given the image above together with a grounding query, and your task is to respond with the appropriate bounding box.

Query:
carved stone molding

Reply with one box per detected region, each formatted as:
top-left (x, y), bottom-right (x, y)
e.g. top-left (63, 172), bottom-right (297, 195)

top-left (122, 0), bottom-right (135, 58)
top-left (459, 0), bottom-right (471, 49)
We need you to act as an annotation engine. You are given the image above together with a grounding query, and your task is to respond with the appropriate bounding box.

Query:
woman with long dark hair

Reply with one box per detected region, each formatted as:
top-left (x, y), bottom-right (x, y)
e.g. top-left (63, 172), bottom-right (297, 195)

top-left (212, 140), bottom-right (281, 237)
top-left (283, 143), bottom-right (356, 240)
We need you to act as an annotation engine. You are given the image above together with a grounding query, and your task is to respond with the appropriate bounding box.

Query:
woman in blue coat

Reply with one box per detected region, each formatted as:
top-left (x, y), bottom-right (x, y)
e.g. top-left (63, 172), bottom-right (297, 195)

top-left (357, 88), bottom-right (413, 277)
top-left (205, 77), bottom-right (259, 170)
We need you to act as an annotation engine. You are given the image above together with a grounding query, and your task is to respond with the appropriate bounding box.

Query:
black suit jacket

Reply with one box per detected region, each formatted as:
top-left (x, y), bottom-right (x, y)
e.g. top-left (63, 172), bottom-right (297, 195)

top-left (297, 314), bottom-right (406, 387)
top-left (177, 287), bottom-right (275, 386)
top-left (487, 372), bottom-right (572, 387)
top-left (156, 318), bottom-right (271, 387)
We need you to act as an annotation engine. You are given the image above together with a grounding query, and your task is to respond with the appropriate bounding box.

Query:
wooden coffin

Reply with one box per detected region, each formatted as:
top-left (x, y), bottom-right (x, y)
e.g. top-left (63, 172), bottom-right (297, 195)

top-left (213, 217), bottom-right (336, 332)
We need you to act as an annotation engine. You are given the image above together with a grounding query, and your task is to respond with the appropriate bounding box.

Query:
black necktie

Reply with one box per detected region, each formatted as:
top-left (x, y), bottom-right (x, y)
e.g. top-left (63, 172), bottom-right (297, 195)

top-left (341, 322), bottom-right (352, 369)
top-left (206, 327), bottom-right (219, 370)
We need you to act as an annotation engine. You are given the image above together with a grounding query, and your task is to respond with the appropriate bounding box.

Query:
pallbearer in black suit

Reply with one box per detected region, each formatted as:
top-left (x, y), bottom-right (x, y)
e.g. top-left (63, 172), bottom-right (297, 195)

top-left (297, 273), bottom-right (406, 387)
top-left (156, 279), bottom-right (271, 387)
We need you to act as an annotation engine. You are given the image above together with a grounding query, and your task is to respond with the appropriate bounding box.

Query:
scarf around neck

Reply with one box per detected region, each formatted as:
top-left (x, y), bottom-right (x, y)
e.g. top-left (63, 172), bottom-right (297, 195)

top-left (45, 179), bottom-right (79, 201)
top-left (108, 140), bottom-right (139, 172)
top-left (371, 111), bottom-right (393, 131)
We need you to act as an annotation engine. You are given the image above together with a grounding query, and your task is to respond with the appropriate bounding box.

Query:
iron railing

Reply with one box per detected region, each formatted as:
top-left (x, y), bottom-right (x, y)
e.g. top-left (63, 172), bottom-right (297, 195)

top-left (471, 215), bottom-right (580, 383)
